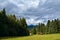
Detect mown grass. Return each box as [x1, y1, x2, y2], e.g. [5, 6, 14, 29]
[1, 34, 60, 40]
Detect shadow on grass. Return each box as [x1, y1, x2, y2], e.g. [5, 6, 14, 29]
[56, 39, 60, 40]
[0, 35, 30, 40]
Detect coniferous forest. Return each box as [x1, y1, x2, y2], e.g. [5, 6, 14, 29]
[0, 9, 60, 37]
[0, 9, 29, 37]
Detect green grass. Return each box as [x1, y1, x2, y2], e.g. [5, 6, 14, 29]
[1, 34, 60, 40]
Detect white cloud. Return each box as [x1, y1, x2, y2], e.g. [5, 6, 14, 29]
[40, 0, 47, 5]
[0, 0, 60, 25]
[26, 18, 43, 25]
[8, 0, 40, 11]
[26, 16, 44, 25]
[0, 0, 40, 13]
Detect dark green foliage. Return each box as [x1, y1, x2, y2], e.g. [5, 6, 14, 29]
[20, 18, 27, 29]
[28, 19, 60, 35]
[0, 9, 29, 37]
[32, 27, 37, 34]
[36, 19, 60, 34]
[0, 8, 60, 36]
[37, 23, 45, 34]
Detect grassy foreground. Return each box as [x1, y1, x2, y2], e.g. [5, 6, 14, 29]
[1, 34, 60, 40]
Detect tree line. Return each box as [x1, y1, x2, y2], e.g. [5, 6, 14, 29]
[31, 19, 60, 35]
[0, 9, 60, 37]
[0, 9, 29, 37]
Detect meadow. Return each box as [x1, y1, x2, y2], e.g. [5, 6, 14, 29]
[1, 34, 60, 40]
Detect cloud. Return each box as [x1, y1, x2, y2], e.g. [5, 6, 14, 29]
[0, 0, 60, 25]
[26, 16, 44, 25]
[0, 0, 40, 13]
[0, 0, 8, 8]
[23, 0, 60, 25]
[8, 0, 40, 12]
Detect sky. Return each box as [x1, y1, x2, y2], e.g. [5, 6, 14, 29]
[0, 0, 60, 25]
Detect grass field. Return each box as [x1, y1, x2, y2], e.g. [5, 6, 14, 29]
[1, 34, 60, 40]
